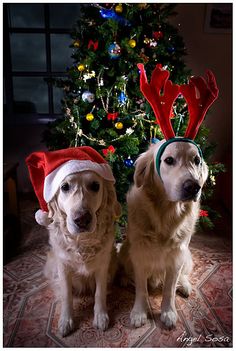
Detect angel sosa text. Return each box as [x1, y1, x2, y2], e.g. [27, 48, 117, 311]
[177, 331, 230, 346]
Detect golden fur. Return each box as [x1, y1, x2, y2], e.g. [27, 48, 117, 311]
[44, 171, 121, 336]
[119, 140, 208, 329]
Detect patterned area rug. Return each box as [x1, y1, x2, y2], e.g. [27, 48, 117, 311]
[3, 199, 232, 347]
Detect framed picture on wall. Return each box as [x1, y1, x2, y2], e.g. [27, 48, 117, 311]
[204, 4, 232, 33]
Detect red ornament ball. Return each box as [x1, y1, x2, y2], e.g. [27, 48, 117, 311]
[153, 31, 164, 40]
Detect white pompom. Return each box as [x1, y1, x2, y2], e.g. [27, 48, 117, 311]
[35, 209, 51, 226]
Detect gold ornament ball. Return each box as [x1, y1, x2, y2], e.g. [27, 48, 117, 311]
[78, 64, 85, 72]
[129, 39, 136, 48]
[115, 4, 123, 13]
[86, 113, 94, 121]
[73, 40, 80, 48]
[115, 122, 123, 129]
[138, 3, 148, 9]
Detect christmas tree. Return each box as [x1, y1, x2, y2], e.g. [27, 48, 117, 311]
[43, 3, 225, 230]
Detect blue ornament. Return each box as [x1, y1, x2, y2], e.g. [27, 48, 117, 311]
[168, 46, 175, 53]
[124, 157, 134, 168]
[100, 9, 116, 19]
[108, 42, 121, 59]
[99, 8, 130, 26]
[118, 92, 127, 104]
[151, 138, 160, 144]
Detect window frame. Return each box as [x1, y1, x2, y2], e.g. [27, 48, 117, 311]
[4, 3, 75, 125]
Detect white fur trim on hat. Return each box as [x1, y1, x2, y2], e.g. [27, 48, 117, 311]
[35, 209, 51, 226]
[43, 159, 115, 203]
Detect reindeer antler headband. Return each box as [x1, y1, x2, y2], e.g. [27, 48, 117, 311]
[137, 63, 219, 177]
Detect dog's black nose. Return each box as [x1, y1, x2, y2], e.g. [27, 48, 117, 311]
[74, 210, 92, 229]
[182, 180, 201, 198]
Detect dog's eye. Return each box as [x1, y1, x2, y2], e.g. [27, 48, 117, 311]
[194, 156, 201, 166]
[89, 181, 100, 192]
[164, 157, 175, 165]
[61, 183, 70, 192]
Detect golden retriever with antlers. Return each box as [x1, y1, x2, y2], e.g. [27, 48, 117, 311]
[119, 63, 218, 329]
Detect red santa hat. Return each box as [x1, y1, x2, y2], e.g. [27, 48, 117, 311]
[26, 146, 115, 226]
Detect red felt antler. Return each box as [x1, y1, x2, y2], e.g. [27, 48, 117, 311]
[138, 63, 180, 140]
[181, 70, 219, 140]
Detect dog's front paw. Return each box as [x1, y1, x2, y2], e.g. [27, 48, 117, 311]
[58, 316, 75, 337]
[130, 309, 147, 328]
[177, 275, 192, 298]
[93, 311, 109, 331]
[177, 280, 192, 298]
[161, 309, 178, 329]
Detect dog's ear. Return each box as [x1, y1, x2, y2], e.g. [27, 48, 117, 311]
[102, 181, 122, 219]
[108, 183, 122, 218]
[134, 151, 154, 188]
[47, 197, 62, 222]
[201, 160, 209, 184]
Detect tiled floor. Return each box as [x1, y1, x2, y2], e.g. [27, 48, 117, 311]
[3, 199, 232, 347]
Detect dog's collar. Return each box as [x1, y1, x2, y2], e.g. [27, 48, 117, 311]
[155, 137, 203, 179]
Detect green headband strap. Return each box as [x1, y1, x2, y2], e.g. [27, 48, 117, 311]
[155, 137, 203, 179]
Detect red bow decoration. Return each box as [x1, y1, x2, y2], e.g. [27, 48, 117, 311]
[138, 63, 219, 140]
[199, 209, 209, 217]
[88, 40, 98, 51]
[107, 112, 119, 121]
[102, 145, 116, 156]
